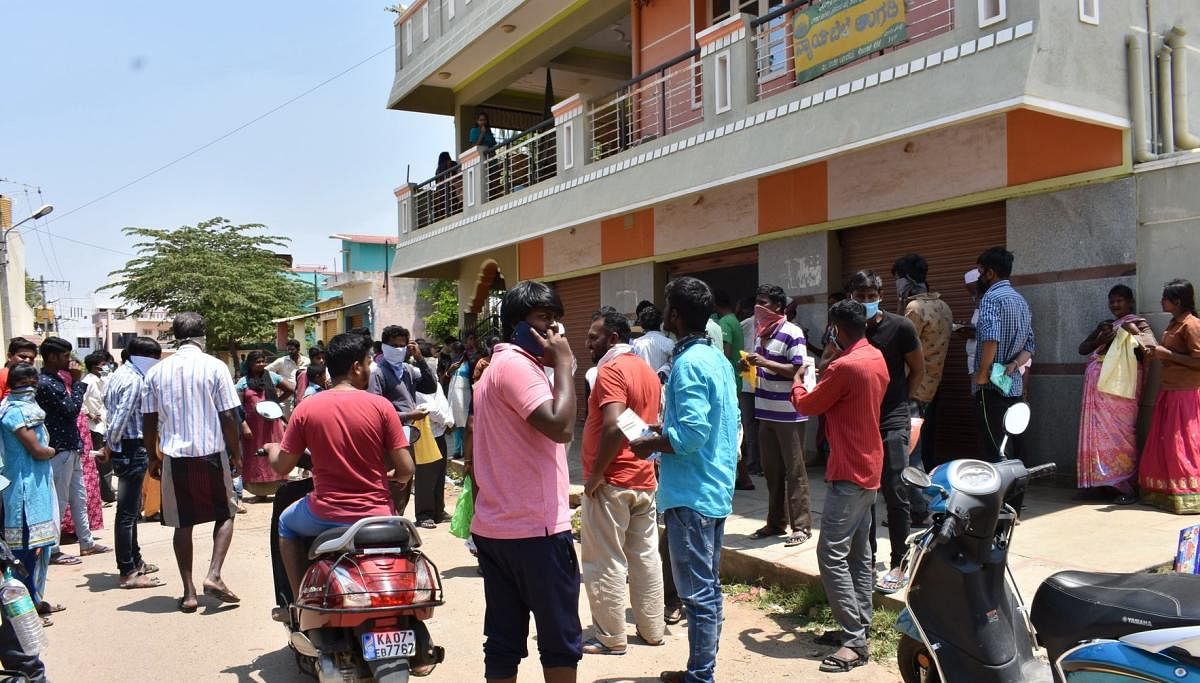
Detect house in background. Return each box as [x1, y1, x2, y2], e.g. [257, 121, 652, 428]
[0, 196, 36, 341]
[92, 292, 171, 351]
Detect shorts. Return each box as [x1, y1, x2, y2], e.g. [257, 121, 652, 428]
[278, 496, 350, 540]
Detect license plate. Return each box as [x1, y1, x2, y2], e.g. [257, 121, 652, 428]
[361, 629, 416, 661]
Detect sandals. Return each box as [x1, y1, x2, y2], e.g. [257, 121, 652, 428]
[748, 526, 785, 540]
[582, 638, 626, 655]
[636, 630, 665, 646]
[177, 597, 199, 614]
[79, 543, 112, 556]
[664, 604, 685, 625]
[418, 519, 437, 529]
[137, 562, 160, 575]
[876, 567, 909, 594]
[50, 553, 81, 566]
[203, 584, 241, 604]
[819, 646, 869, 673]
[783, 530, 812, 547]
[120, 574, 165, 589]
[37, 602, 66, 616]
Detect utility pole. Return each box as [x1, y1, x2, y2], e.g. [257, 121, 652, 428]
[33, 275, 70, 336]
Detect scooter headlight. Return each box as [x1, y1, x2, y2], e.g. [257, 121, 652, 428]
[947, 459, 1001, 496]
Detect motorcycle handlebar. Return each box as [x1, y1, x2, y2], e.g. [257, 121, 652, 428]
[1026, 463, 1057, 480]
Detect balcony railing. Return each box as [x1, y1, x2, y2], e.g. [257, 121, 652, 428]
[588, 49, 704, 163]
[414, 166, 464, 230]
[752, 0, 954, 101]
[486, 119, 558, 201]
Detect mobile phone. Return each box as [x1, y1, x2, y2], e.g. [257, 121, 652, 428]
[512, 321, 547, 357]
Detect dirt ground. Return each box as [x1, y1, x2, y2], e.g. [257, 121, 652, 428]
[39, 495, 899, 682]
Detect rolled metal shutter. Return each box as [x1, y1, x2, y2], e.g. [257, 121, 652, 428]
[839, 202, 1007, 458]
[551, 274, 602, 425]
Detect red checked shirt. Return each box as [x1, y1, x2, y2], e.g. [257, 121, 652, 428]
[790, 338, 889, 490]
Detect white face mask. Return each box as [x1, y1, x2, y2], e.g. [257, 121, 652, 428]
[381, 343, 408, 366]
[129, 355, 159, 376]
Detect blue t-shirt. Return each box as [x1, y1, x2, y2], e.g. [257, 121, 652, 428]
[658, 338, 739, 519]
[1, 402, 57, 549]
[235, 371, 283, 392]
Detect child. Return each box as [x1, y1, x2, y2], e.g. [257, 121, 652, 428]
[0, 364, 59, 617]
[303, 364, 329, 397]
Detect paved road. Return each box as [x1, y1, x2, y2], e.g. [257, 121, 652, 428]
[40, 495, 897, 682]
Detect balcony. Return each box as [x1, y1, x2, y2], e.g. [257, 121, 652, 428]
[390, 0, 1133, 277]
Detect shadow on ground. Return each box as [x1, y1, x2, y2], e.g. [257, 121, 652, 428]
[220, 646, 298, 683]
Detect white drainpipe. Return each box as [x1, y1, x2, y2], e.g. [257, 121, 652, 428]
[1128, 35, 1157, 162]
[1158, 44, 1175, 155]
[1167, 26, 1200, 150]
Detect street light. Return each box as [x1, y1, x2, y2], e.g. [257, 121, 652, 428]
[1, 203, 55, 341]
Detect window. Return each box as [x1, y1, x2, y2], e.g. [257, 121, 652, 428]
[1078, 0, 1099, 25]
[466, 166, 476, 206]
[401, 199, 411, 233]
[563, 122, 575, 170]
[113, 332, 136, 349]
[405, 21, 413, 56]
[715, 51, 732, 113]
[710, 0, 782, 24]
[978, 0, 1006, 28]
[446, 0, 455, 20]
[76, 337, 92, 349]
[421, 4, 430, 41]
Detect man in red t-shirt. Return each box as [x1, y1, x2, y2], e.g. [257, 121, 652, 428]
[0, 338, 39, 399]
[580, 308, 664, 656]
[266, 332, 415, 600]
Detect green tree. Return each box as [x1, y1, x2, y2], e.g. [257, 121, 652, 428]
[420, 279, 460, 341]
[24, 274, 40, 309]
[105, 217, 309, 359]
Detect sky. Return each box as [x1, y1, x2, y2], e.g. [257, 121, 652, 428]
[2, 2, 454, 305]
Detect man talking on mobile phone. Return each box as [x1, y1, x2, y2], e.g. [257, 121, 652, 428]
[369, 325, 436, 515]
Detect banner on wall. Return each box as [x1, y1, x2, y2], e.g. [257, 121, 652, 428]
[793, 0, 907, 84]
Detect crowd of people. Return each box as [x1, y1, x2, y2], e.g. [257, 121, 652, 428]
[0, 242, 1196, 681]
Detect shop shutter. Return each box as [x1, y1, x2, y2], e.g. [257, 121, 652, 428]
[551, 274, 602, 425]
[839, 202, 1007, 458]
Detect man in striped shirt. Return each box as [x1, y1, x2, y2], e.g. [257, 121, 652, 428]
[102, 336, 164, 589]
[741, 284, 813, 547]
[143, 313, 243, 612]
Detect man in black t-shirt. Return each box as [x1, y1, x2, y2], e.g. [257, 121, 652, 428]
[847, 271, 924, 595]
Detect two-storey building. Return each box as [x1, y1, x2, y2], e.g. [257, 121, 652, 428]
[385, 0, 1200, 473]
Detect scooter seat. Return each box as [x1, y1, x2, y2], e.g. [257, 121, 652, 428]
[308, 516, 420, 559]
[1031, 570, 1200, 662]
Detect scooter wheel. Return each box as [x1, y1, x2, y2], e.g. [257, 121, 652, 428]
[898, 635, 941, 683]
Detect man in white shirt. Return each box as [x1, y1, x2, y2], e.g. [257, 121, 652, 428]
[631, 303, 674, 377]
[266, 339, 309, 417]
[82, 351, 116, 504]
[143, 312, 243, 613]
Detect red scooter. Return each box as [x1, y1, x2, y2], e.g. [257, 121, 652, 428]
[269, 457, 445, 682]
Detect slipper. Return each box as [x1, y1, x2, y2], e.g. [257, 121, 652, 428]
[137, 562, 160, 575]
[748, 526, 785, 540]
[79, 543, 112, 556]
[582, 638, 626, 655]
[636, 630, 665, 646]
[37, 602, 66, 615]
[813, 630, 847, 647]
[819, 647, 869, 673]
[177, 597, 199, 613]
[203, 584, 241, 604]
[783, 531, 811, 547]
[418, 519, 437, 529]
[41, 617, 53, 628]
[120, 574, 165, 589]
[50, 553, 82, 566]
[876, 568, 909, 594]
[664, 604, 685, 625]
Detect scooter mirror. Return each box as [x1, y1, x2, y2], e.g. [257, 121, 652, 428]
[1003, 402, 1031, 436]
[901, 466, 932, 489]
[403, 425, 422, 445]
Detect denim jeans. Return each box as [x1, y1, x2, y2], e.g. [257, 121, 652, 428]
[665, 506, 725, 683]
[113, 440, 149, 576]
[50, 450, 93, 552]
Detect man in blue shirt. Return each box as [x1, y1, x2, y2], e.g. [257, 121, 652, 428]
[632, 277, 738, 683]
[970, 247, 1035, 462]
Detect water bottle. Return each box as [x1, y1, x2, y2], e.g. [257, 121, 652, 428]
[2, 569, 47, 655]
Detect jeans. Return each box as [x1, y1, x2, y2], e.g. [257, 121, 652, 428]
[659, 519, 681, 611]
[113, 440, 149, 576]
[91, 431, 116, 503]
[758, 421, 812, 533]
[581, 484, 663, 649]
[50, 450, 93, 552]
[869, 422, 911, 570]
[665, 506, 725, 683]
[818, 481, 876, 650]
[909, 402, 932, 521]
[739, 392, 760, 474]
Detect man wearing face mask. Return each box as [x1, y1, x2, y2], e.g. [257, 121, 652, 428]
[970, 247, 1035, 462]
[844, 271, 924, 595]
[368, 325, 436, 516]
[102, 336, 165, 589]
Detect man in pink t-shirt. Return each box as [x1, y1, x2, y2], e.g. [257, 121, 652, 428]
[470, 280, 581, 682]
[266, 332, 414, 601]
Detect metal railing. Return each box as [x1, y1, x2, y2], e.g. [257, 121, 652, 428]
[752, 0, 955, 101]
[413, 166, 464, 229]
[588, 49, 704, 163]
[486, 119, 557, 201]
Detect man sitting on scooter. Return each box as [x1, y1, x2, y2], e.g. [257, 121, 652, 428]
[264, 332, 416, 604]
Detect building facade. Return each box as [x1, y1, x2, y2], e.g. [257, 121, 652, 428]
[0, 195, 37, 341]
[386, 0, 1200, 475]
[92, 294, 172, 352]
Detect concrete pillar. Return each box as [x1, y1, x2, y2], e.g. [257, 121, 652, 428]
[552, 94, 587, 183]
[600, 262, 668, 321]
[394, 183, 417, 236]
[457, 146, 487, 209]
[697, 14, 756, 126]
[757, 231, 839, 338]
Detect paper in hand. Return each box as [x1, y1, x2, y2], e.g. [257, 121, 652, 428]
[616, 408, 650, 442]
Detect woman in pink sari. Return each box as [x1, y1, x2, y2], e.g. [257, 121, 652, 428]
[1076, 285, 1156, 504]
[236, 351, 294, 500]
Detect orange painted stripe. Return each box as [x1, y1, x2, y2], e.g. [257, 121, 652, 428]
[757, 162, 828, 234]
[601, 210, 655, 265]
[518, 238, 544, 280]
[1006, 109, 1124, 186]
